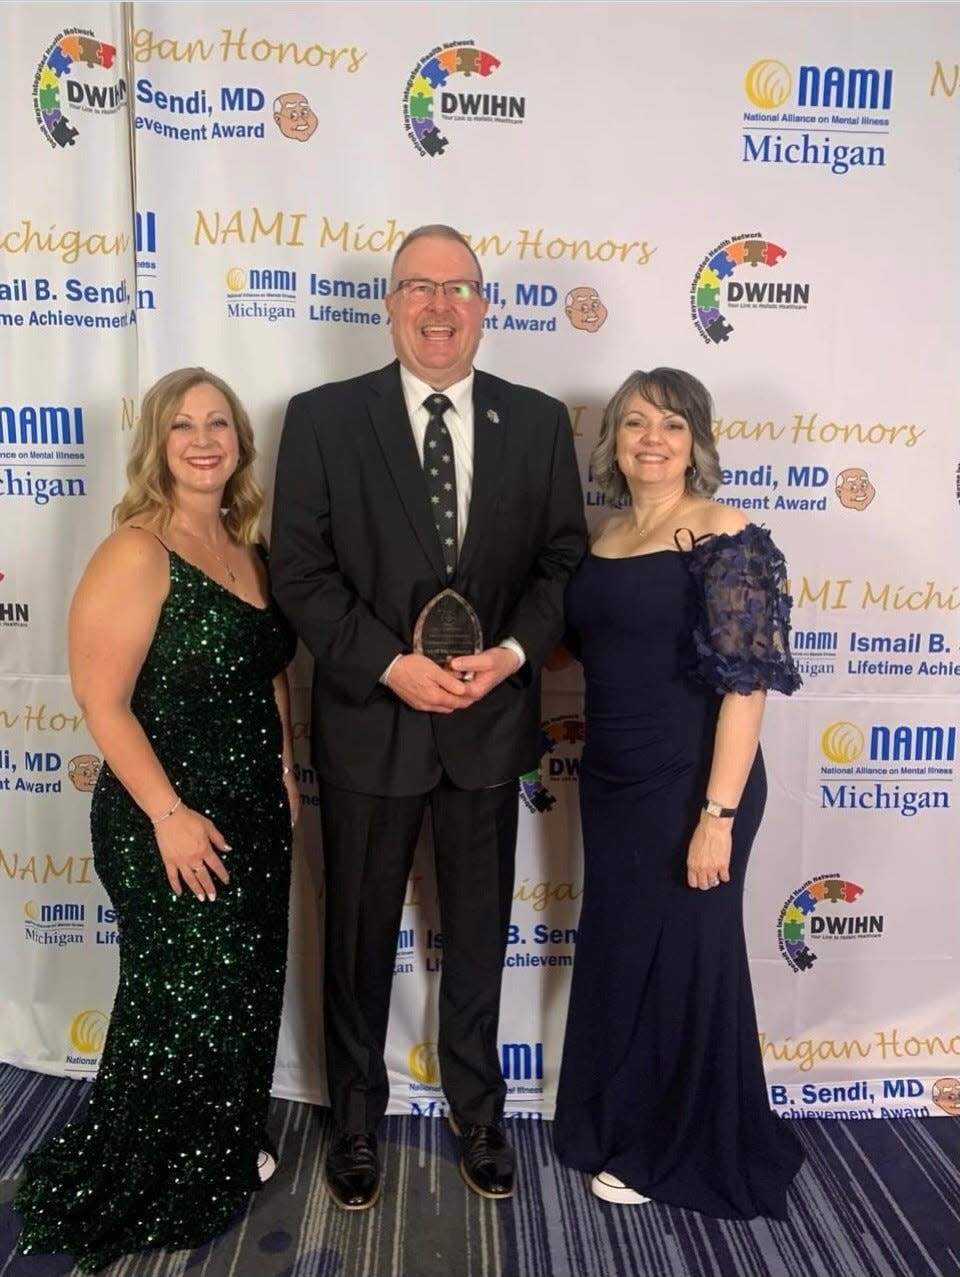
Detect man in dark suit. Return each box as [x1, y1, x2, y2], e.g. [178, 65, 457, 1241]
[271, 225, 586, 1210]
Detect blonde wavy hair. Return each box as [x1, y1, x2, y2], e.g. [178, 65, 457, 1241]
[112, 367, 263, 544]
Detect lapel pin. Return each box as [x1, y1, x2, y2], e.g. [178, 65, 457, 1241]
[486, 409, 499, 424]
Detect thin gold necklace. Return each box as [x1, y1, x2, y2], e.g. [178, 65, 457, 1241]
[177, 523, 237, 584]
[633, 491, 686, 541]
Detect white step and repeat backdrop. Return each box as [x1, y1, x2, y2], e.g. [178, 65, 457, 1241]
[1, 2, 958, 1124]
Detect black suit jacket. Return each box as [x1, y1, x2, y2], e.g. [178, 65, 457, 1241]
[270, 360, 587, 796]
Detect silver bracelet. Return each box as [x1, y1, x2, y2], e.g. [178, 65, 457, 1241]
[151, 796, 182, 826]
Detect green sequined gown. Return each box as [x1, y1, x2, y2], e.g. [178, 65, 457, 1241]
[15, 551, 297, 1274]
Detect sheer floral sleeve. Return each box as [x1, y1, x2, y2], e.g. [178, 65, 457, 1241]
[681, 524, 802, 696]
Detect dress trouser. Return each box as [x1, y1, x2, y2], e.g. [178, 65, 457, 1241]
[318, 775, 519, 1134]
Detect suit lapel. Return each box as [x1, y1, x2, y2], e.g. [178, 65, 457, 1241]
[367, 362, 447, 581]
[459, 372, 507, 575]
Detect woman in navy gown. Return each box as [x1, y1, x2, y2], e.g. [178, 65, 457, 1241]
[553, 368, 804, 1219]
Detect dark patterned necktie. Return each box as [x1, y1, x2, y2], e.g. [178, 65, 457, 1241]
[422, 393, 457, 576]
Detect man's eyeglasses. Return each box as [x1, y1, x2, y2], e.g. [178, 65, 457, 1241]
[393, 278, 482, 302]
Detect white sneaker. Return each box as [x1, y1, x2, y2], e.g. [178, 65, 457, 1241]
[257, 1150, 277, 1183]
[590, 1171, 651, 1205]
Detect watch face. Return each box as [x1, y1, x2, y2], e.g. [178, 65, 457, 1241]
[705, 800, 734, 817]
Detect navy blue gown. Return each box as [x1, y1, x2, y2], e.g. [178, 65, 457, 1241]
[553, 525, 804, 1220]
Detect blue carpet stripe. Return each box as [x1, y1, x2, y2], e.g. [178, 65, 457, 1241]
[0, 1066, 958, 1277]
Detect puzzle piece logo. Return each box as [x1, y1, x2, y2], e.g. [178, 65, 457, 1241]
[33, 29, 126, 150]
[402, 43, 522, 158]
[689, 233, 807, 346]
[777, 874, 873, 973]
[519, 714, 585, 815]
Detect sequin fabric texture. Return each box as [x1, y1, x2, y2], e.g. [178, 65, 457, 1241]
[15, 551, 297, 1274]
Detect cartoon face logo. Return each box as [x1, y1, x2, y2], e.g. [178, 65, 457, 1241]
[564, 286, 608, 333]
[68, 753, 101, 793]
[835, 466, 876, 511]
[932, 1077, 960, 1116]
[273, 92, 318, 141]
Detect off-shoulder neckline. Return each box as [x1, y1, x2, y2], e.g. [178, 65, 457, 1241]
[589, 523, 769, 562]
[588, 548, 678, 562]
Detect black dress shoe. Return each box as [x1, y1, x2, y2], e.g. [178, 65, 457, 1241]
[449, 1116, 515, 1199]
[325, 1131, 381, 1210]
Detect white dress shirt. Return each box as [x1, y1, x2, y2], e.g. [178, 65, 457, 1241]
[399, 365, 474, 555]
[379, 367, 525, 682]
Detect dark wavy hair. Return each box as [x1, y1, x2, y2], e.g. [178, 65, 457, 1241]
[590, 368, 722, 503]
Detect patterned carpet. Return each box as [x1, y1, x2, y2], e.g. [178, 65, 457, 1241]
[0, 1065, 958, 1277]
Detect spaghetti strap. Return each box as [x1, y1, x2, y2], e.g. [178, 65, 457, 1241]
[127, 524, 171, 552]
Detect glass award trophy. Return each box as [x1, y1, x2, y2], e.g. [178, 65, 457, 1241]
[413, 588, 483, 679]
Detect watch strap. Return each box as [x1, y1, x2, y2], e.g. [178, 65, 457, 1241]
[703, 798, 738, 818]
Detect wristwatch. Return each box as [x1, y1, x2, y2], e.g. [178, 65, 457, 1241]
[703, 798, 738, 818]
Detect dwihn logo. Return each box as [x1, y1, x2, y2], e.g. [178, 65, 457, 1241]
[402, 43, 525, 157]
[690, 233, 809, 344]
[519, 715, 584, 813]
[34, 30, 126, 149]
[777, 874, 877, 972]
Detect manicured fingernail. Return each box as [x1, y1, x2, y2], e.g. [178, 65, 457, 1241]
[223, 844, 233, 851]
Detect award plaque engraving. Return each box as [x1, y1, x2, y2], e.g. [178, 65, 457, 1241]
[413, 589, 483, 678]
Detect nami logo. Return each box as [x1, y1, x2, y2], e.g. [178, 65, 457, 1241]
[690, 233, 809, 344]
[66, 1007, 109, 1071]
[791, 627, 838, 679]
[135, 210, 159, 314]
[741, 57, 891, 176]
[23, 899, 85, 948]
[519, 714, 585, 814]
[408, 1040, 441, 1085]
[744, 59, 793, 109]
[777, 873, 876, 972]
[818, 719, 954, 815]
[408, 1039, 542, 1086]
[225, 265, 297, 322]
[33, 30, 126, 149]
[821, 719, 956, 773]
[821, 720, 865, 764]
[402, 43, 524, 157]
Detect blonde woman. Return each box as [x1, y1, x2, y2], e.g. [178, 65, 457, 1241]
[16, 368, 297, 1272]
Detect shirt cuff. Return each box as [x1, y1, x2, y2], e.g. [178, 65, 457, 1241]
[380, 653, 404, 685]
[498, 638, 525, 671]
